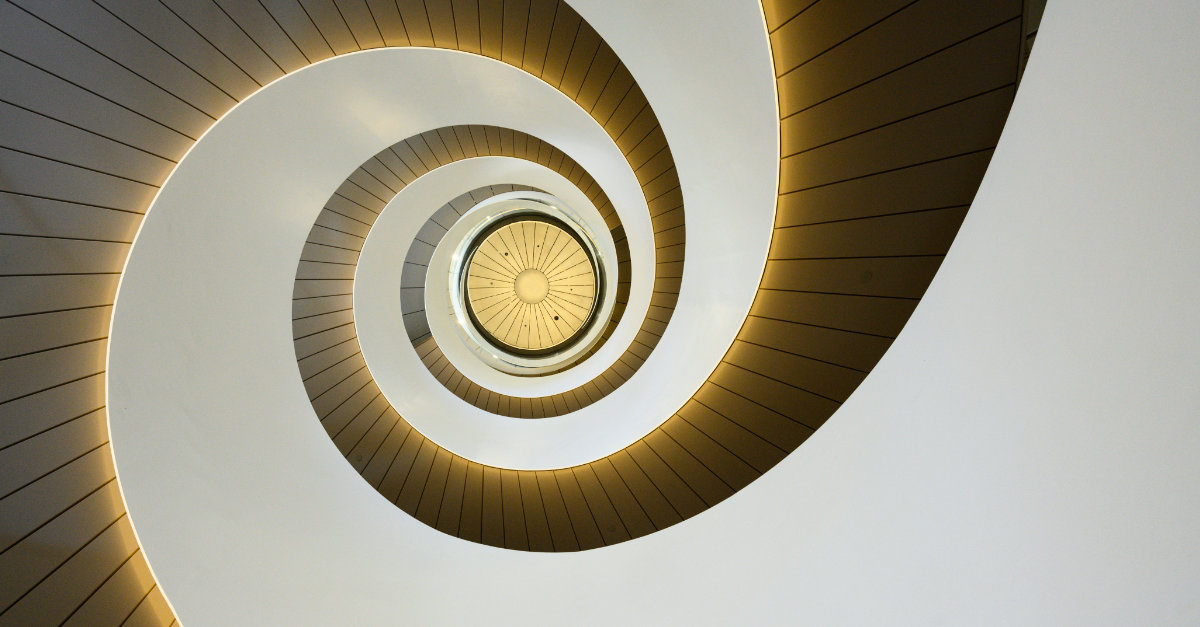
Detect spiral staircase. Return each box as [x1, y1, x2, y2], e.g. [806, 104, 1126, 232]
[4, 1, 1200, 625]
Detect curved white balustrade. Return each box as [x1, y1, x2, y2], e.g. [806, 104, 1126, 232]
[105, 1, 1200, 624]
[107, 2, 779, 621]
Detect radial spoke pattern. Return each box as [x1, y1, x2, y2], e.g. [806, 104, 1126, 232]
[466, 219, 597, 353]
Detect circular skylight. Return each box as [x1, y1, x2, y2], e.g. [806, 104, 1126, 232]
[463, 216, 599, 355]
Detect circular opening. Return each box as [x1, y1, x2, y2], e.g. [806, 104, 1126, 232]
[462, 215, 600, 356]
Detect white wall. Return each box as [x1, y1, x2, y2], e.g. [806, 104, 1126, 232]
[715, 1, 1200, 622]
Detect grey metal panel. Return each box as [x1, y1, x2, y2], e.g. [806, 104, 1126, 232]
[0, 193, 140, 242]
[292, 293, 353, 319]
[0, 373, 105, 450]
[293, 320, 357, 358]
[0, 235, 129, 275]
[738, 316, 894, 373]
[450, 0, 481, 54]
[404, 240, 436, 267]
[324, 193, 379, 225]
[331, 393, 391, 454]
[346, 168, 396, 202]
[691, 383, 812, 451]
[304, 225, 365, 250]
[761, 0, 820, 31]
[372, 148, 417, 183]
[297, 337, 359, 381]
[400, 261, 426, 285]
[724, 340, 863, 402]
[297, 0, 360, 55]
[312, 368, 374, 422]
[320, 381, 381, 435]
[214, 0, 312, 73]
[305, 353, 369, 402]
[292, 277, 353, 300]
[98, 0, 264, 99]
[447, 193, 478, 215]
[313, 210, 372, 239]
[770, 0, 912, 74]
[769, 206, 969, 259]
[11, 0, 238, 117]
[500, 0, 530, 66]
[402, 311, 430, 341]
[0, 101, 174, 185]
[0, 408, 108, 498]
[259, 0, 338, 62]
[782, 21, 1020, 155]
[395, 0, 435, 47]
[300, 240, 359, 265]
[748, 290, 917, 338]
[0, 340, 107, 404]
[359, 157, 405, 192]
[413, 220, 448, 249]
[428, 204, 460, 230]
[0, 306, 111, 360]
[294, 260, 355, 281]
[0, 276, 119, 317]
[0, 148, 158, 213]
[777, 0, 1021, 115]
[0, 516, 139, 626]
[776, 151, 994, 227]
[363, 0, 411, 48]
[62, 549, 155, 626]
[324, 1, 384, 50]
[0, 480, 124, 611]
[0, 53, 193, 159]
[0, 445, 115, 554]
[761, 257, 943, 299]
[293, 308, 355, 340]
[0, 1, 213, 137]
[121, 585, 174, 626]
[400, 287, 425, 312]
[780, 87, 1016, 191]
[606, 450, 680, 530]
[333, 178, 386, 213]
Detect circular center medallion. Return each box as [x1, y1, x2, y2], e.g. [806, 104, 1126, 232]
[514, 269, 550, 303]
[463, 216, 599, 355]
